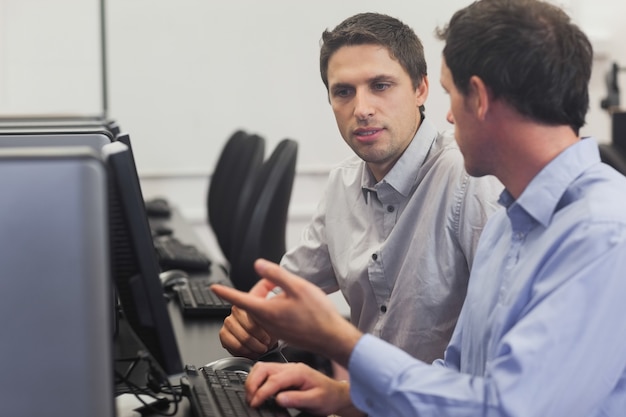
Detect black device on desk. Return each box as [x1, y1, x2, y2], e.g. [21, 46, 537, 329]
[180, 351, 304, 417]
[150, 208, 234, 318]
[154, 235, 213, 272]
[161, 271, 233, 318]
[105, 141, 183, 375]
[180, 279, 232, 317]
[182, 365, 292, 417]
[146, 197, 173, 218]
[104, 141, 202, 416]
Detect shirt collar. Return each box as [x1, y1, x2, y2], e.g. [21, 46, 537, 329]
[361, 116, 439, 198]
[501, 137, 601, 227]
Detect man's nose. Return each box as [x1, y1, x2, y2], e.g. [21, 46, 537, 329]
[446, 109, 455, 124]
[354, 90, 375, 120]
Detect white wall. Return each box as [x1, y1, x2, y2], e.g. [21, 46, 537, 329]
[1, 0, 625, 252]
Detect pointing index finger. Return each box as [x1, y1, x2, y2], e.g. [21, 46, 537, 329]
[253, 259, 299, 296]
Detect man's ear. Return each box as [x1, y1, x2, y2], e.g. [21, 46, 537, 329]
[468, 75, 490, 120]
[415, 75, 429, 108]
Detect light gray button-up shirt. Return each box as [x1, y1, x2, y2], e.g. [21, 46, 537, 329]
[281, 117, 502, 362]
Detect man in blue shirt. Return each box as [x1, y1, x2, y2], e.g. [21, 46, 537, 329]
[212, 0, 626, 416]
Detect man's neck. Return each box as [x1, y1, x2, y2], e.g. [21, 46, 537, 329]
[495, 120, 580, 200]
[368, 117, 422, 182]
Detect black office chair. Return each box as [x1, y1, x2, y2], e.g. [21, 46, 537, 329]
[599, 143, 626, 176]
[207, 130, 265, 261]
[228, 138, 298, 292]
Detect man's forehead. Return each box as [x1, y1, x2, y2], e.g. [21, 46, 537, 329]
[327, 45, 405, 85]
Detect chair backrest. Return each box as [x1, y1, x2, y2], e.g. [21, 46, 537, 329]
[612, 111, 626, 157]
[229, 138, 298, 291]
[599, 143, 626, 176]
[207, 130, 265, 260]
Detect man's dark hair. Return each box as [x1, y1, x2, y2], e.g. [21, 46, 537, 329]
[436, 0, 593, 133]
[320, 13, 428, 111]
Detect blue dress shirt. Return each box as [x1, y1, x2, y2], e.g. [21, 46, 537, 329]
[348, 138, 626, 416]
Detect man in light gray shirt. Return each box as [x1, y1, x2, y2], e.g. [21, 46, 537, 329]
[219, 12, 502, 363]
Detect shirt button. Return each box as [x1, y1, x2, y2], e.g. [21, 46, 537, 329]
[372, 253, 378, 261]
[380, 305, 387, 313]
[387, 205, 394, 213]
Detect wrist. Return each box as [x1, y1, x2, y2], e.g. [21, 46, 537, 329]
[325, 321, 362, 368]
[333, 380, 366, 417]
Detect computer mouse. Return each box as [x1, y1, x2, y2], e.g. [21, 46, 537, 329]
[159, 269, 189, 290]
[204, 357, 255, 373]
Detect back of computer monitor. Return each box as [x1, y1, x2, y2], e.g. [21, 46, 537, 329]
[0, 117, 118, 134]
[103, 141, 183, 377]
[0, 147, 114, 417]
[0, 132, 112, 150]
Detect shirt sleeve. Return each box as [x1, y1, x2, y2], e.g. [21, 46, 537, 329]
[349, 221, 626, 417]
[349, 335, 485, 416]
[280, 187, 339, 293]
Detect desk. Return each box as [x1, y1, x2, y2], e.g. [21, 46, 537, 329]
[153, 208, 233, 366]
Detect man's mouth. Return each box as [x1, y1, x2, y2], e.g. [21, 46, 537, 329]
[354, 128, 383, 142]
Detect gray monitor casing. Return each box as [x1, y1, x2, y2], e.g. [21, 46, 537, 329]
[0, 146, 113, 417]
[0, 129, 112, 150]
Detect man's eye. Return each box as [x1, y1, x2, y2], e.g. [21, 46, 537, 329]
[334, 89, 351, 98]
[373, 83, 390, 91]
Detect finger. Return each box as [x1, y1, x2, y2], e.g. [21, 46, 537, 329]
[253, 259, 303, 297]
[247, 364, 303, 407]
[220, 308, 273, 356]
[275, 376, 348, 415]
[247, 278, 278, 297]
[230, 306, 270, 341]
[245, 362, 273, 399]
[211, 284, 260, 310]
[218, 326, 257, 357]
[275, 389, 319, 410]
[229, 306, 275, 352]
[246, 363, 282, 406]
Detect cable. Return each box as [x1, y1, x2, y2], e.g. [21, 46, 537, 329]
[114, 351, 182, 416]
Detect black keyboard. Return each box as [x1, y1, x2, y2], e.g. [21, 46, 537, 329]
[154, 236, 212, 272]
[183, 365, 291, 417]
[175, 278, 232, 317]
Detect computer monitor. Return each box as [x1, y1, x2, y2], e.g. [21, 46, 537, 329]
[0, 131, 112, 150]
[102, 141, 183, 376]
[0, 146, 114, 417]
[0, 126, 116, 139]
[0, 117, 119, 136]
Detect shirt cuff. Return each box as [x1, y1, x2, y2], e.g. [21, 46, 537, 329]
[348, 334, 424, 415]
